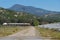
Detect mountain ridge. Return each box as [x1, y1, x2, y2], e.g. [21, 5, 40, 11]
[9, 4, 60, 16]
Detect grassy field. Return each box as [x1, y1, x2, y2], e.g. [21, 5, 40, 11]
[35, 27, 60, 40]
[0, 26, 28, 37]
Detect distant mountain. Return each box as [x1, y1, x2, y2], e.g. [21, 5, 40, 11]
[9, 4, 60, 16]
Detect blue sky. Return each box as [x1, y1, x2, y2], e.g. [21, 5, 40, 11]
[0, 0, 60, 11]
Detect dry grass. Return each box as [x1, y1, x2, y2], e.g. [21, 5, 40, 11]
[35, 27, 60, 40]
[0, 26, 28, 37]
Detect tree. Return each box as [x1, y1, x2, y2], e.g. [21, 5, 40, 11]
[32, 19, 39, 26]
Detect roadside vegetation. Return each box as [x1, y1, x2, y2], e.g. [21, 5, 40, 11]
[35, 27, 60, 40]
[0, 26, 28, 37]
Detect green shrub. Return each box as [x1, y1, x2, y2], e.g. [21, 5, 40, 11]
[32, 19, 39, 26]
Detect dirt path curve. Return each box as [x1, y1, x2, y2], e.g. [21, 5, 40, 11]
[0, 26, 51, 40]
[8, 26, 37, 37]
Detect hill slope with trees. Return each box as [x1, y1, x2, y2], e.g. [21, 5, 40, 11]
[0, 7, 39, 26]
[0, 7, 60, 26]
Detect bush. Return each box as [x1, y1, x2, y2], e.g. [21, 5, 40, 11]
[32, 19, 39, 26]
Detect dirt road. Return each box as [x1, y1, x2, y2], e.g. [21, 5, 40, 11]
[7, 26, 37, 37]
[0, 26, 51, 40]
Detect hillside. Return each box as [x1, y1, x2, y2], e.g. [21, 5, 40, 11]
[0, 7, 37, 25]
[9, 4, 60, 16]
[0, 7, 60, 25]
[38, 13, 60, 24]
